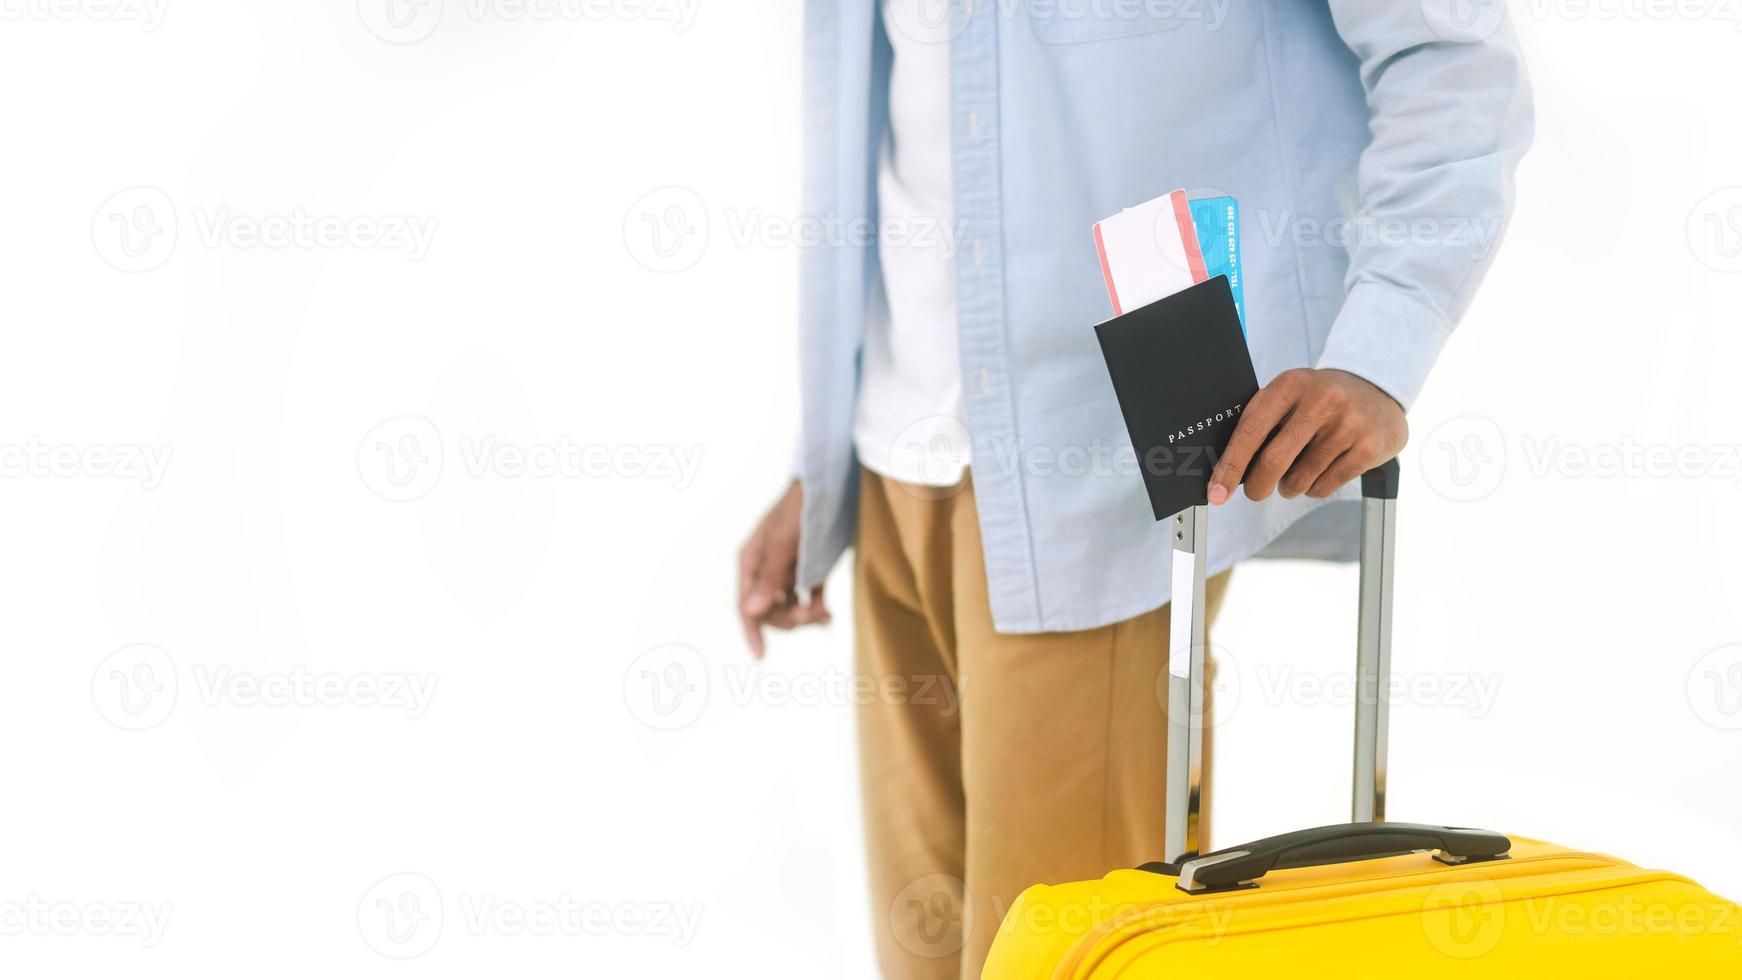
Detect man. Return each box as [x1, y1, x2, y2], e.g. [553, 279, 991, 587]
[739, 3, 1532, 977]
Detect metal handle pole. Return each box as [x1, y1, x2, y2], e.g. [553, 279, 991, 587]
[1351, 492, 1397, 823]
[1165, 504, 1210, 863]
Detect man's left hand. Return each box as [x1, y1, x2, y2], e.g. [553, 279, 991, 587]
[1208, 368, 1408, 504]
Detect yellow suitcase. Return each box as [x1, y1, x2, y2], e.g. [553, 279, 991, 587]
[985, 831, 1742, 977]
[985, 464, 1742, 977]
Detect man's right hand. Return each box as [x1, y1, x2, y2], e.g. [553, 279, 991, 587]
[738, 480, 831, 659]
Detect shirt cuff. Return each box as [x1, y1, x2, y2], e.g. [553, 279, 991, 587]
[1314, 282, 1455, 411]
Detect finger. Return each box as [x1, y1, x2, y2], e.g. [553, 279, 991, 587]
[744, 544, 795, 617]
[1242, 408, 1322, 502]
[738, 540, 760, 604]
[792, 586, 831, 626]
[737, 539, 764, 656]
[774, 586, 832, 629]
[1208, 383, 1296, 504]
[748, 588, 804, 653]
[1307, 444, 1373, 499]
[740, 604, 766, 659]
[780, 590, 819, 627]
[1279, 428, 1351, 499]
[764, 596, 808, 631]
[741, 543, 793, 657]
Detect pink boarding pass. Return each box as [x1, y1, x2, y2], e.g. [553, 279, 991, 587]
[1092, 188, 1208, 316]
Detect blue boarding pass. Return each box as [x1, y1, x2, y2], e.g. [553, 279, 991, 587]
[1188, 196, 1245, 337]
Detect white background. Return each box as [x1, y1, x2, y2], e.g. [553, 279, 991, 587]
[3, 2, 1742, 976]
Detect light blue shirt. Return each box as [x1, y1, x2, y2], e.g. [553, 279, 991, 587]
[795, 1, 1534, 634]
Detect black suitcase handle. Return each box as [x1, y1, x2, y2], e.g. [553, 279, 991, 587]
[1360, 458, 1401, 500]
[1157, 822, 1511, 894]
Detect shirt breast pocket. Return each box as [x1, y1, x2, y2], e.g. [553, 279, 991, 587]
[1024, 0, 1212, 45]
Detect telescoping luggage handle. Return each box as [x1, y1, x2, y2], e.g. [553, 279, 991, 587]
[1163, 459, 1402, 866]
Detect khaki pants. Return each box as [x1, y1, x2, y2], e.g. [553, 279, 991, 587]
[854, 469, 1229, 980]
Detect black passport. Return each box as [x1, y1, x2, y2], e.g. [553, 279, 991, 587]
[1093, 275, 1259, 521]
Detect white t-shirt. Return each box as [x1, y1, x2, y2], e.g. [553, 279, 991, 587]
[850, 1, 970, 487]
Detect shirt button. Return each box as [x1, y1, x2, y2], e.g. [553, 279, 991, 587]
[979, 368, 992, 395]
[972, 239, 984, 266]
[968, 113, 980, 139]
